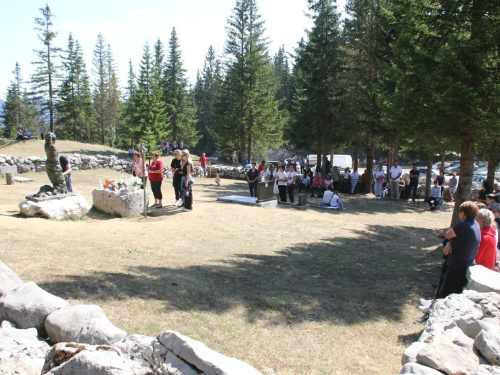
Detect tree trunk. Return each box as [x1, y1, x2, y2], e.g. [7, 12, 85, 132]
[393, 137, 399, 163]
[353, 144, 359, 170]
[487, 151, 497, 190]
[365, 139, 375, 194]
[387, 140, 393, 176]
[425, 156, 433, 199]
[452, 135, 475, 226]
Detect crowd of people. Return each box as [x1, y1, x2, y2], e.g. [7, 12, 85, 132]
[132, 148, 195, 212]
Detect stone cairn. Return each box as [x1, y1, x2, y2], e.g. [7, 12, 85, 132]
[0, 260, 262, 375]
[400, 265, 500, 374]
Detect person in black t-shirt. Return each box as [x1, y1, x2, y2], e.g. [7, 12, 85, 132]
[170, 149, 183, 202]
[59, 155, 73, 192]
[436, 170, 445, 200]
[247, 162, 259, 197]
[407, 163, 420, 201]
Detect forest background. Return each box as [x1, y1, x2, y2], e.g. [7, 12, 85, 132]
[1, 0, 500, 225]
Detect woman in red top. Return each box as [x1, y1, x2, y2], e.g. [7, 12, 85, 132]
[148, 152, 164, 208]
[475, 209, 497, 270]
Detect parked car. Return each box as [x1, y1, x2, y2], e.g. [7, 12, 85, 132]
[432, 161, 451, 170]
[473, 167, 500, 180]
[445, 162, 478, 175]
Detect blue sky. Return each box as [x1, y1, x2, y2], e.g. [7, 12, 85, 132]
[0, 0, 346, 99]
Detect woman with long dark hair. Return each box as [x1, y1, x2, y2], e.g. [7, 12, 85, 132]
[170, 149, 182, 204]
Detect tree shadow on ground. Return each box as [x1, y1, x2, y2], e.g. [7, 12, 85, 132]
[39, 225, 441, 326]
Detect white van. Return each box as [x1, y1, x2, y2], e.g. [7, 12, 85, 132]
[307, 154, 352, 169]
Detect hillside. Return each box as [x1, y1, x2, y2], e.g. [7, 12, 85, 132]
[0, 138, 129, 159]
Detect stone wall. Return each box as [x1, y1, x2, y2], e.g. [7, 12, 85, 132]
[0, 260, 262, 375]
[400, 265, 500, 374]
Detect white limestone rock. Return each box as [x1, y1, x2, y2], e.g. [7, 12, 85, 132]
[113, 334, 155, 375]
[426, 294, 483, 328]
[42, 342, 131, 375]
[0, 281, 69, 335]
[476, 365, 500, 374]
[402, 341, 428, 365]
[45, 305, 127, 345]
[0, 321, 50, 375]
[0, 260, 23, 297]
[92, 189, 148, 217]
[416, 327, 479, 375]
[157, 330, 262, 375]
[19, 194, 90, 220]
[475, 324, 500, 366]
[468, 265, 500, 294]
[400, 362, 445, 374]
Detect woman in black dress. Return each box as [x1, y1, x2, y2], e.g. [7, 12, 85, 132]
[171, 149, 182, 205]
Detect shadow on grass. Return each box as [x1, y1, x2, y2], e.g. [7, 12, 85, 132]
[39, 225, 441, 326]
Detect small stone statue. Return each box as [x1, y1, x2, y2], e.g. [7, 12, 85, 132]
[43, 132, 67, 195]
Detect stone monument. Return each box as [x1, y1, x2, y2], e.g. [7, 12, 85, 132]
[18, 132, 90, 219]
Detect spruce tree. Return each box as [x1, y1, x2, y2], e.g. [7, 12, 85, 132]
[1, 63, 22, 138]
[163, 28, 199, 148]
[57, 34, 93, 141]
[92, 33, 108, 144]
[193, 45, 221, 155]
[105, 45, 122, 148]
[214, 0, 283, 162]
[129, 42, 169, 157]
[289, 0, 345, 173]
[31, 4, 61, 132]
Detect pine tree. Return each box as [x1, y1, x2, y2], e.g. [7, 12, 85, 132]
[121, 59, 138, 148]
[57, 34, 93, 141]
[153, 39, 166, 88]
[289, 0, 345, 173]
[105, 45, 122, 148]
[163, 28, 199, 148]
[1, 63, 22, 138]
[31, 4, 61, 132]
[92, 33, 108, 144]
[214, 0, 283, 162]
[193, 45, 221, 155]
[129, 42, 169, 157]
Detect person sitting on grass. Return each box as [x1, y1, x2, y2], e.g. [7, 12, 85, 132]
[426, 180, 442, 210]
[321, 186, 334, 207]
[311, 173, 323, 198]
[475, 208, 498, 270]
[320, 187, 346, 210]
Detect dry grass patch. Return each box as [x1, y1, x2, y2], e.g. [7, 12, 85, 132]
[0, 153, 452, 374]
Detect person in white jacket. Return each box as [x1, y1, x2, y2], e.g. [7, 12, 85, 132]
[426, 180, 442, 210]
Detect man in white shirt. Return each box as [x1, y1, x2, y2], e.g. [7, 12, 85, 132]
[287, 164, 297, 203]
[389, 159, 403, 200]
[426, 180, 442, 210]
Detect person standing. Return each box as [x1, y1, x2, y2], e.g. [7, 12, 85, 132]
[148, 152, 164, 208]
[242, 151, 248, 167]
[40, 126, 45, 140]
[179, 140, 184, 149]
[133, 151, 147, 188]
[170, 149, 182, 203]
[374, 165, 385, 199]
[247, 162, 259, 198]
[59, 155, 73, 192]
[177, 150, 194, 212]
[287, 164, 297, 203]
[350, 168, 359, 194]
[277, 165, 288, 203]
[200, 153, 207, 177]
[389, 159, 402, 200]
[407, 163, 420, 201]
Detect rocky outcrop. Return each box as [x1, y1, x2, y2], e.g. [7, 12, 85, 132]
[45, 305, 128, 345]
[400, 265, 500, 374]
[0, 263, 262, 375]
[0, 281, 69, 335]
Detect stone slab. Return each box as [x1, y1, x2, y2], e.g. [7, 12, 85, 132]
[14, 176, 35, 183]
[92, 189, 149, 217]
[19, 194, 90, 220]
[25, 193, 77, 202]
[467, 265, 500, 294]
[217, 195, 277, 208]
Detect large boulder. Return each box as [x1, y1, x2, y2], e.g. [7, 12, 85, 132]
[416, 327, 479, 375]
[0, 260, 23, 297]
[19, 194, 90, 220]
[153, 330, 262, 375]
[468, 265, 500, 294]
[45, 305, 127, 345]
[0, 321, 50, 375]
[42, 342, 131, 375]
[0, 281, 69, 335]
[92, 189, 148, 217]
